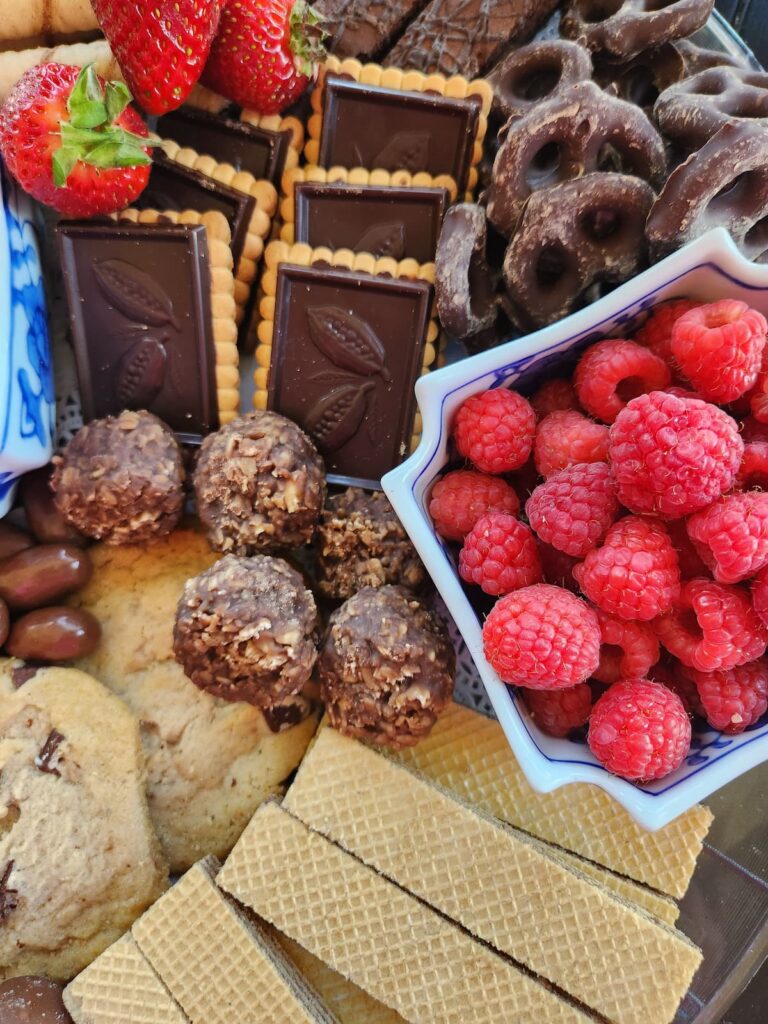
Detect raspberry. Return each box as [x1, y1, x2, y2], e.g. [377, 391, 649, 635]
[482, 583, 600, 690]
[530, 378, 579, 419]
[429, 470, 520, 542]
[750, 363, 768, 423]
[573, 516, 681, 621]
[453, 388, 535, 474]
[526, 462, 619, 558]
[509, 455, 541, 501]
[608, 391, 743, 518]
[649, 656, 704, 716]
[671, 299, 768, 403]
[686, 492, 768, 584]
[593, 608, 660, 684]
[654, 578, 768, 672]
[664, 519, 709, 579]
[537, 541, 580, 592]
[588, 679, 691, 781]
[574, 339, 671, 424]
[459, 512, 542, 596]
[737, 441, 768, 490]
[751, 564, 768, 627]
[534, 410, 609, 478]
[688, 660, 768, 734]
[522, 683, 592, 738]
[741, 415, 768, 442]
[634, 299, 698, 366]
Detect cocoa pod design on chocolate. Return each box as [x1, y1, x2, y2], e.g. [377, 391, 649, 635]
[116, 337, 168, 407]
[373, 131, 430, 173]
[307, 306, 392, 382]
[355, 221, 407, 260]
[93, 259, 181, 330]
[305, 380, 376, 453]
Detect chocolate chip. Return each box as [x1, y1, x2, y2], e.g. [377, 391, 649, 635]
[35, 730, 65, 776]
[11, 664, 41, 689]
[0, 861, 19, 921]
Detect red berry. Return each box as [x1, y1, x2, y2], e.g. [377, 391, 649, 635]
[453, 388, 535, 474]
[429, 470, 519, 543]
[608, 391, 743, 519]
[634, 299, 698, 366]
[530, 378, 579, 419]
[654, 578, 768, 672]
[522, 684, 593, 738]
[534, 410, 609, 478]
[588, 679, 691, 781]
[574, 339, 671, 424]
[750, 361, 768, 423]
[736, 441, 768, 490]
[752, 564, 768, 627]
[689, 660, 768, 734]
[526, 462, 619, 558]
[649, 656, 704, 716]
[741, 414, 768, 442]
[686, 492, 768, 584]
[664, 519, 710, 580]
[537, 541, 580, 592]
[482, 584, 600, 690]
[593, 608, 660, 685]
[573, 516, 681, 621]
[459, 513, 542, 596]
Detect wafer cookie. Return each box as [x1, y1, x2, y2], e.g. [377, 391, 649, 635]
[240, 110, 305, 174]
[0, 0, 98, 46]
[133, 857, 339, 1024]
[64, 934, 188, 1024]
[219, 801, 593, 1024]
[392, 702, 712, 899]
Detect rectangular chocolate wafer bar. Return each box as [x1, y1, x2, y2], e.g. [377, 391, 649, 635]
[314, 0, 430, 62]
[218, 801, 593, 1024]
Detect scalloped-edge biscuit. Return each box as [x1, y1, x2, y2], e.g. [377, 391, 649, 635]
[240, 109, 305, 175]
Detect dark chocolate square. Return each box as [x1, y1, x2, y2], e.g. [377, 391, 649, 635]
[318, 75, 480, 193]
[268, 265, 432, 488]
[294, 183, 447, 262]
[58, 222, 219, 444]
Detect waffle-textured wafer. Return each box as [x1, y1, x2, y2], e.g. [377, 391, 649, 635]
[219, 801, 593, 1024]
[240, 110, 305, 174]
[281, 164, 460, 209]
[114, 208, 239, 423]
[64, 934, 188, 1024]
[133, 857, 338, 1024]
[284, 728, 701, 1024]
[392, 703, 712, 899]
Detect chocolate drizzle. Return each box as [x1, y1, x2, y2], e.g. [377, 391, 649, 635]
[0, 861, 18, 921]
[35, 730, 65, 777]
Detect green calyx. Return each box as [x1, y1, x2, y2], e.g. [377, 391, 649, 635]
[289, 1, 328, 78]
[52, 64, 160, 188]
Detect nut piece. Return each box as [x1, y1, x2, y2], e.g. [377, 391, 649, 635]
[317, 488, 426, 600]
[50, 410, 185, 545]
[194, 411, 326, 554]
[173, 554, 318, 708]
[319, 585, 455, 749]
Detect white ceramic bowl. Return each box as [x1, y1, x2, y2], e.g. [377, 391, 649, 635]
[384, 227, 768, 831]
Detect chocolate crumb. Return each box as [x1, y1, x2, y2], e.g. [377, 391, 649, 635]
[11, 664, 41, 689]
[0, 861, 18, 921]
[35, 730, 65, 776]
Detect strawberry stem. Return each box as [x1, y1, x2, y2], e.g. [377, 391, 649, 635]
[289, 1, 327, 78]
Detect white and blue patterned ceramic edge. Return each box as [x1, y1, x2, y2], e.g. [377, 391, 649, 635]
[0, 158, 54, 517]
[384, 227, 768, 831]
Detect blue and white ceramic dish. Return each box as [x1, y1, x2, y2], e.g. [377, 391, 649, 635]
[384, 228, 768, 831]
[0, 158, 54, 517]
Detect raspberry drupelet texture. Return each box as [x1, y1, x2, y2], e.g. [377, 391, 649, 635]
[522, 683, 593, 738]
[537, 541, 580, 592]
[689, 659, 768, 734]
[686, 491, 768, 584]
[534, 410, 610, 478]
[526, 462, 619, 558]
[453, 388, 535, 474]
[530, 378, 579, 419]
[737, 441, 768, 490]
[459, 512, 542, 596]
[650, 656, 704, 716]
[608, 391, 743, 518]
[593, 608, 660, 685]
[634, 299, 698, 367]
[671, 300, 768, 403]
[654, 577, 768, 672]
[429, 469, 519, 542]
[573, 516, 681, 621]
[573, 339, 671, 424]
[588, 679, 691, 781]
[482, 583, 600, 690]
[752, 564, 768, 628]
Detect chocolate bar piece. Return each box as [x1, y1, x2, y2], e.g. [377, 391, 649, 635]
[319, 76, 480, 194]
[294, 183, 447, 261]
[314, 0, 429, 61]
[386, 0, 560, 78]
[157, 108, 292, 186]
[58, 221, 218, 443]
[267, 265, 431, 488]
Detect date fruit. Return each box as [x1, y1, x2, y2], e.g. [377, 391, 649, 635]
[6, 607, 101, 662]
[0, 545, 93, 610]
[0, 522, 34, 561]
[20, 466, 85, 546]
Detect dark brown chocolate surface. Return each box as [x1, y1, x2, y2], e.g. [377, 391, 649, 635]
[318, 75, 480, 194]
[0, 976, 72, 1024]
[294, 183, 447, 261]
[314, 0, 430, 60]
[58, 221, 218, 443]
[157, 108, 292, 186]
[267, 265, 431, 489]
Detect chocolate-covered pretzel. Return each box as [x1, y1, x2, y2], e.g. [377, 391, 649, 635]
[674, 38, 750, 77]
[486, 80, 666, 237]
[646, 121, 768, 262]
[594, 43, 685, 112]
[503, 173, 654, 329]
[489, 40, 592, 124]
[435, 204, 498, 339]
[561, 0, 714, 60]
[655, 66, 768, 151]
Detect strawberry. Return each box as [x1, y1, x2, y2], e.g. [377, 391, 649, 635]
[91, 0, 224, 115]
[202, 0, 326, 115]
[0, 64, 155, 218]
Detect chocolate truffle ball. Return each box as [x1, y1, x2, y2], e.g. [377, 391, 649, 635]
[319, 585, 455, 748]
[193, 411, 326, 554]
[173, 554, 318, 708]
[51, 410, 184, 546]
[0, 976, 72, 1023]
[317, 488, 426, 600]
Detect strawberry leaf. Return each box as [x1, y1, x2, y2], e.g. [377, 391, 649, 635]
[51, 147, 79, 188]
[86, 139, 152, 169]
[289, 1, 327, 77]
[68, 64, 108, 129]
[105, 81, 132, 122]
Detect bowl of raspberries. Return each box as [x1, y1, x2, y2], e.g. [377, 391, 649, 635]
[383, 226, 768, 829]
